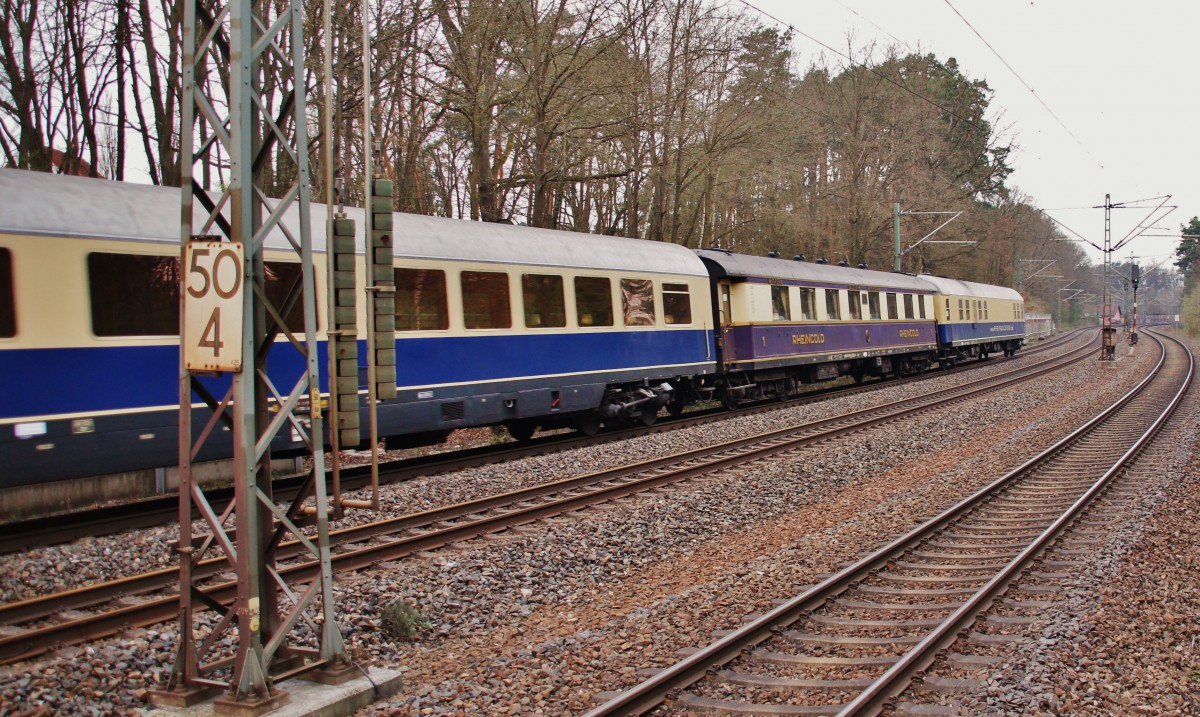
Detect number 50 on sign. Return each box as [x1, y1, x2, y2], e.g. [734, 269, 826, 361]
[183, 240, 245, 372]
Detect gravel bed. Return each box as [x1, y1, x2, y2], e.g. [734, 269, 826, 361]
[6, 331, 1189, 717]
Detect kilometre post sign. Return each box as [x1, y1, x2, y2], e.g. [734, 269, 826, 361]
[183, 239, 245, 372]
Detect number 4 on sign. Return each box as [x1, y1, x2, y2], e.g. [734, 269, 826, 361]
[183, 239, 245, 372]
[199, 308, 223, 356]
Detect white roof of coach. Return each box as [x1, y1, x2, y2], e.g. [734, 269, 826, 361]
[0, 169, 708, 277]
[382, 211, 708, 276]
[917, 274, 1023, 301]
[0, 168, 181, 243]
[696, 249, 936, 292]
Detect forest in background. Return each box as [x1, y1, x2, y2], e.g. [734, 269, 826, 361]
[1, 0, 1188, 326]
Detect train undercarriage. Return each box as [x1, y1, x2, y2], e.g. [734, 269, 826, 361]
[937, 338, 1023, 368]
[716, 350, 939, 407]
[502, 336, 1024, 439]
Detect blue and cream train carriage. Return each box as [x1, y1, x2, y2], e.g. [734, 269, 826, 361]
[380, 213, 717, 441]
[919, 275, 1025, 364]
[0, 169, 1023, 489]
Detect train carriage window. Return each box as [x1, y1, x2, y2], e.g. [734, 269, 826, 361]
[918, 296, 927, 319]
[984, 302, 989, 320]
[88, 252, 181, 336]
[957, 299, 964, 321]
[847, 291, 861, 320]
[262, 262, 311, 331]
[620, 278, 656, 326]
[522, 274, 566, 328]
[886, 293, 898, 320]
[902, 294, 914, 320]
[867, 292, 881, 320]
[770, 285, 790, 321]
[799, 288, 816, 321]
[462, 270, 511, 329]
[824, 289, 842, 320]
[0, 248, 14, 338]
[945, 298, 951, 320]
[395, 268, 448, 330]
[575, 277, 613, 327]
[663, 283, 692, 324]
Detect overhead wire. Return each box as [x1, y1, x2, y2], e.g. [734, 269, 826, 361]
[940, 0, 1104, 171]
[732, 0, 996, 144]
[832, 0, 912, 52]
[728, 0, 1121, 263]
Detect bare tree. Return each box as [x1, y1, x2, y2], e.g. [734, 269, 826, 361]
[0, 0, 54, 170]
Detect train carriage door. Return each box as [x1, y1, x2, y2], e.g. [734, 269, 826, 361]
[719, 280, 732, 326]
[716, 279, 733, 365]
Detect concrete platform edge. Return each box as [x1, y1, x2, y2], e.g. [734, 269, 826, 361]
[140, 666, 403, 717]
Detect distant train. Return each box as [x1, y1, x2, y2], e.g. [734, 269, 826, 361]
[0, 169, 1024, 487]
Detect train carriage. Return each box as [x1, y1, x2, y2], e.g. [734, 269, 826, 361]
[0, 170, 333, 485]
[0, 169, 717, 486]
[697, 250, 939, 403]
[380, 213, 717, 440]
[920, 275, 1024, 364]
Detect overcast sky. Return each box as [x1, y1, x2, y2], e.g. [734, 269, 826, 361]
[747, 0, 1196, 269]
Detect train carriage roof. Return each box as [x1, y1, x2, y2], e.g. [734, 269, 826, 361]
[0, 169, 708, 277]
[0, 168, 181, 244]
[382, 211, 708, 276]
[696, 249, 936, 292]
[916, 274, 1023, 302]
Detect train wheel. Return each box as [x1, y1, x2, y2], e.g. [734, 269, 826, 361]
[640, 408, 659, 426]
[720, 387, 740, 411]
[576, 413, 601, 436]
[507, 421, 537, 442]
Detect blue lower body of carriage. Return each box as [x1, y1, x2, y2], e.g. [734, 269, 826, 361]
[937, 321, 1026, 347]
[387, 330, 713, 429]
[721, 321, 937, 370]
[0, 328, 714, 487]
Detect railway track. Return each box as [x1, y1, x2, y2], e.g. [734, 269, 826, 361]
[0, 330, 1099, 666]
[0, 329, 1090, 554]
[584, 329, 1192, 717]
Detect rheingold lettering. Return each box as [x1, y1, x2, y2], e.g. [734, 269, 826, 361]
[791, 333, 826, 346]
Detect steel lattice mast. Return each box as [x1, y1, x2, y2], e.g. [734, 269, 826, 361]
[151, 0, 350, 710]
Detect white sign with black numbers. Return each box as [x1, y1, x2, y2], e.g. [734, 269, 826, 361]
[183, 239, 245, 372]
